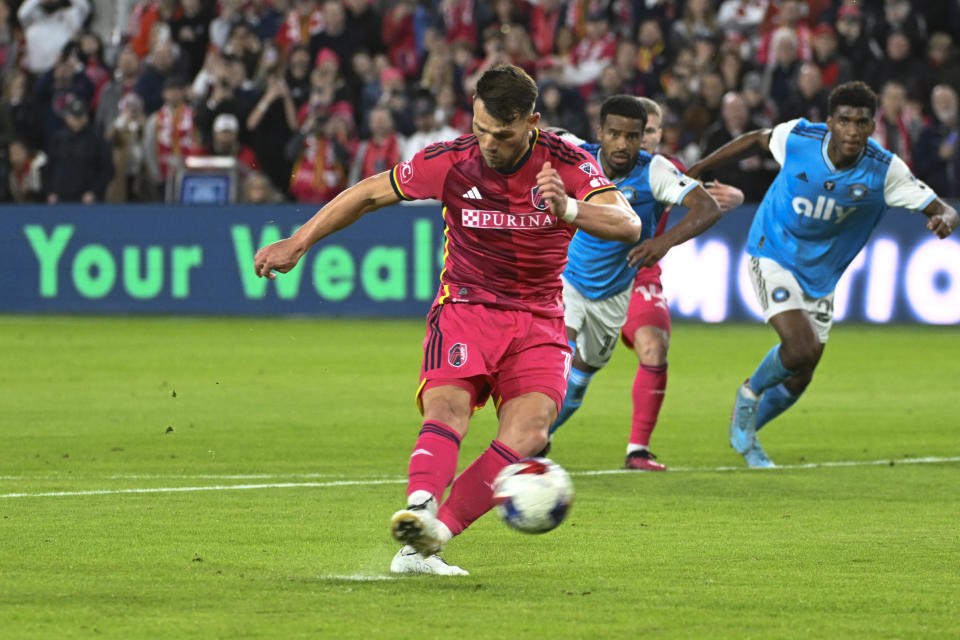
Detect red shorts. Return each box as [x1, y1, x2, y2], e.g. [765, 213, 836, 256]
[417, 304, 572, 414]
[621, 263, 671, 350]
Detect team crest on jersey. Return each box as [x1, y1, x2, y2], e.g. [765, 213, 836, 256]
[824, 180, 836, 191]
[398, 161, 413, 183]
[530, 186, 549, 210]
[848, 183, 868, 199]
[578, 162, 598, 176]
[448, 343, 467, 367]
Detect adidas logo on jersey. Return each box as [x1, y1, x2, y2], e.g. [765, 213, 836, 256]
[796, 172, 808, 182]
[462, 186, 482, 199]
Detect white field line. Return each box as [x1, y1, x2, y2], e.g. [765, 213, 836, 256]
[2, 456, 958, 499]
[318, 574, 397, 581]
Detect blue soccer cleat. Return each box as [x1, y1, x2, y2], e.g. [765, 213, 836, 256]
[743, 440, 775, 468]
[729, 381, 760, 454]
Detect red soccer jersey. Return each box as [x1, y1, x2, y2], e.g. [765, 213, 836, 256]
[389, 129, 617, 317]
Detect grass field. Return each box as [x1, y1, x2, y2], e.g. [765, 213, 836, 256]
[1, 316, 958, 639]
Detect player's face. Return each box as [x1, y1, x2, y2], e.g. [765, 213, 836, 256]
[826, 105, 875, 163]
[472, 97, 539, 171]
[597, 113, 644, 177]
[640, 114, 663, 154]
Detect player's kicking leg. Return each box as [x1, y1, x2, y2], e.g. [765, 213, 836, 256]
[389, 374, 474, 572]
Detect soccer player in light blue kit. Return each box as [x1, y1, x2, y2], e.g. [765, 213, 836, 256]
[686, 81, 959, 468]
[548, 95, 723, 470]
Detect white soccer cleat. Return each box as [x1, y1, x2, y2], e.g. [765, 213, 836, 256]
[389, 498, 443, 557]
[729, 381, 760, 454]
[390, 545, 469, 576]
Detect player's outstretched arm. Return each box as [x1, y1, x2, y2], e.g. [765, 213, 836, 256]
[685, 129, 772, 180]
[627, 184, 722, 267]
[535, 161, 642, 243]
[253, 172, 401, 279]
[923, 197, 959, 239]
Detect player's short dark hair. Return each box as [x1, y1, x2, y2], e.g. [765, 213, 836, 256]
[475, 64, 538, 123]
[827, 81, 878, 117]
[600, 95, 648, 127]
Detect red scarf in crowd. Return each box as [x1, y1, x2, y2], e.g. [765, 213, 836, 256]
[358, 134, 400, 181]
[872, 110, 913, 168]
[289, 136, 346, 203]
[154, 103, 201, 181]
[275, 8, 324, 52]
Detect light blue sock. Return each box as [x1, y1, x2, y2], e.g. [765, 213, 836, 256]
[748, 345, 797, 395]
[756, 383, 801, 432]
[549, 366, 594, 435]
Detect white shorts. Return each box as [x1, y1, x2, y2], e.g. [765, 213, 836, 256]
[748, 256, 834, 344]
[561, 276, 632, 368]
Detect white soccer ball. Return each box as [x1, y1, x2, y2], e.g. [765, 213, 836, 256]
[492, 457, 574, 534]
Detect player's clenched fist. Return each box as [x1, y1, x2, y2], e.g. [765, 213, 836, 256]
[926, 209, 958, 239]
[253, 238, 304, 280]
[535, 161, 570, 218]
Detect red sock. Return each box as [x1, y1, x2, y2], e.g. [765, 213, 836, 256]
[406, 421, 462, 501]
[437, 440, 520, 537]
[629, 364, 667, 447]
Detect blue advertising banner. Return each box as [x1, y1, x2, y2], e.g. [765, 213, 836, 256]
[1, 203, 958, 323]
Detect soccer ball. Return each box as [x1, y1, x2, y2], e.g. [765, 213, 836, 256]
[492, 457, 574, 534]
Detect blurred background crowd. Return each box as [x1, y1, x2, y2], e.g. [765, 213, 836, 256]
[1, 0, 959, 205]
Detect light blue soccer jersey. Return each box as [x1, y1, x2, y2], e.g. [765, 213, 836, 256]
[563, 143, 697, 300]
[749, 118, 936, 297]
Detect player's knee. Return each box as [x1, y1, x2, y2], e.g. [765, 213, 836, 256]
[785, 372, 813, 395]
[525, 428, 550, 457]
[634, 329, 669, 366]
[780, 339, 819, 371]
[636, 339, 668, 365]
[422, 394, 472, 432]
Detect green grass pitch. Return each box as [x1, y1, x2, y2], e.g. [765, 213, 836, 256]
[1, 316, 958, 639]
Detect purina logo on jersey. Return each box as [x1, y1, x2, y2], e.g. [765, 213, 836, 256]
[530, 186, 549, 211]
[448, 343, 467, 367]
[578, 162, 598, 176]
[462, 209, 557, 229]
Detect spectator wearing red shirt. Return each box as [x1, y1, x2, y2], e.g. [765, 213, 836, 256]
[286, 110, 349, 204]
[382, 0, 419, 80]
[528, 0, 564, 58]
[125, 0, 179, 60]
[872, 80, 917, 169]
[756, 0, 812, 66]
[275, 0, 324, 55]
[143, 75, 202, 198]
[810, 23, 852, 90]
[442, 0, 479, 48]
[561, 10, 618, 99]
[348, 105, 403, 184]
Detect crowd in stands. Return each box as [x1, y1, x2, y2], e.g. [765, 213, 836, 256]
[2, 0, 960, 205]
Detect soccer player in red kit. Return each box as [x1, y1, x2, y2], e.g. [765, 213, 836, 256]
[620, 97, 743, 469]
[253, 65, 642, 575]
